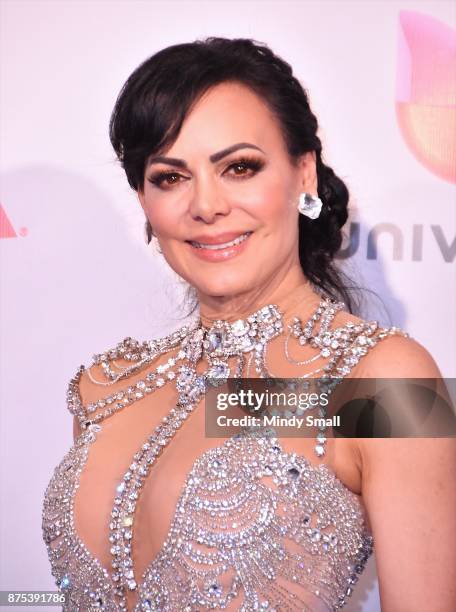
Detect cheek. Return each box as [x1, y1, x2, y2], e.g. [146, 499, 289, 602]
[243, 179, 297, 230]
[143, 196, 182, 238]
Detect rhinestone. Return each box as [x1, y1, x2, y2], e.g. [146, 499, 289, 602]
[287, 466, 300, 479]
[231, 319, 249, 336]
[206, 581, 223, 597]
[310, 528, 321, 542]
[59, 575, 71, 589]
[208, 363, 230, 378]
[207, 330, 224, 351]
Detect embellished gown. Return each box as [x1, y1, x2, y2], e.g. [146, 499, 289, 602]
[42, 295, 408, 611]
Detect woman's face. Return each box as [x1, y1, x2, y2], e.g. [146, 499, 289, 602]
[138, 81, 317, 298]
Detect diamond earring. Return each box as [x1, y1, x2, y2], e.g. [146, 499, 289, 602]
[297, 192, 323, 220]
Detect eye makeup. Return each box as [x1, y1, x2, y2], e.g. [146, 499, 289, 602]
[147, 155, 266, 190]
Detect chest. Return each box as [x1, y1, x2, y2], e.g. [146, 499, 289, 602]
[73, 386, 364, 574]
[44, 387, 371, 612]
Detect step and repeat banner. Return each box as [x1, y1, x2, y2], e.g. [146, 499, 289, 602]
[1, 1, 454, 610]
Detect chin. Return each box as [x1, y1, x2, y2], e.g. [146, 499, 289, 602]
[189, 271, 258, 299]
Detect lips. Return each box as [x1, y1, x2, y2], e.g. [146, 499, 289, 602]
[185, 231, 253, 262]
[188, 232, 253, 250]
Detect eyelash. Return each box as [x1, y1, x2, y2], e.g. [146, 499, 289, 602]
[147, 156, 265, 189]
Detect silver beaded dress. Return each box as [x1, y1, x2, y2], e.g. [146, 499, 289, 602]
[42, 295, 408, 612]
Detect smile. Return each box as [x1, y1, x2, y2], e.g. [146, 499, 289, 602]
[189, 232, 253, 250]
[186, 231, 254, 262]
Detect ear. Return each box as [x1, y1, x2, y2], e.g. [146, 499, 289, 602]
[298, 150, 318, 193]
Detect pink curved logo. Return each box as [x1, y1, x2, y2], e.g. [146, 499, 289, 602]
[396, 11, 456, 183]
[0, 204, 17, 238]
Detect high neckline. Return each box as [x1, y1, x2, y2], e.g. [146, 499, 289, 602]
[198, 281, 333, 330]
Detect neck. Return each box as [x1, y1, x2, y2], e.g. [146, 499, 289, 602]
[198, 268, 325, 328]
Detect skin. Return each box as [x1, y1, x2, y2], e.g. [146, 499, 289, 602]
[77, 82, 456, 610]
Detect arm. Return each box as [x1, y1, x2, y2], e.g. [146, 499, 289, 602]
[356, 336, 456, 611]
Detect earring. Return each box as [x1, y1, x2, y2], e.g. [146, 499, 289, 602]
[297, 192, 323, 220]
[144, 219, 153, 245]
[144, 220, 163, 254]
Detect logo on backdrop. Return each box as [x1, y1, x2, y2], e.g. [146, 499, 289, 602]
[336, 222, 455, 262]
[396, 11, 456, 184]
[0, 204, 27, 239]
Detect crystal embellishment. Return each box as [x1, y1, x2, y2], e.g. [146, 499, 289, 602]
[43, 294, 409, 610]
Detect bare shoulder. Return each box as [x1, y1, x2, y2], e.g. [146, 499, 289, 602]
[358, 332, 442, 378]
[334, 310, 443, 378]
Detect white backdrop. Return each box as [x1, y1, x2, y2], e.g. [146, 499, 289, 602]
[1, 1, 455, 610]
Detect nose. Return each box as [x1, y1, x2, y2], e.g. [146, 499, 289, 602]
[188, 173, 231, 223]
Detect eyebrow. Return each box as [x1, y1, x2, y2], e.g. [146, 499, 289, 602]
[146, 142, 265, 169]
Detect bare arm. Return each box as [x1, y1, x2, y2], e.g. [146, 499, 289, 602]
[356, 337, 456, 611]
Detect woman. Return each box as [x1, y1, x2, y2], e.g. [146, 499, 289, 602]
[42, 37, 455, 611]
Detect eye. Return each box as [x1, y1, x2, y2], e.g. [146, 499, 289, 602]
[147, 171, 185, 189]
[225, 156, 265, 179]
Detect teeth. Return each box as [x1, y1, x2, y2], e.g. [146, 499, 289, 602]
[190, 232, 251, 250]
